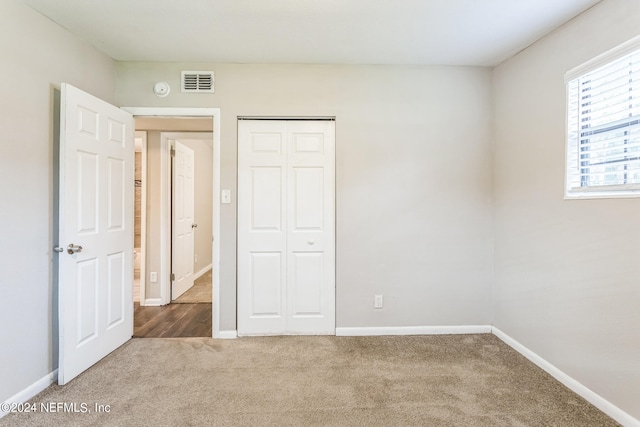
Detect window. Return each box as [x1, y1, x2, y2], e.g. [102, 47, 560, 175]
[566, 37, 640, 198]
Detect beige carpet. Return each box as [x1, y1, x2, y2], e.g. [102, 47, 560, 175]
[173, 269, 212, 303]
[0, 334, 618, 427]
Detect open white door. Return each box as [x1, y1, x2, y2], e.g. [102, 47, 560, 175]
[57, 83, 134, 385]
[171, 140, 196, 300]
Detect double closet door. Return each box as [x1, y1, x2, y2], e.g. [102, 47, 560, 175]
[237, 119, 335, 336]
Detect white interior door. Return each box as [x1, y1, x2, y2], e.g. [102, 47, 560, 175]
[285, 121, 335, 333]
[237, 119, 335, 336]
[238, 121, 288, 334]
[171, 140, 195, 300]
[57, 83, 134, 385]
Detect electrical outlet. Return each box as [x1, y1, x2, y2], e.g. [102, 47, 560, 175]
[374, 294, 383, 309]
[150, 272, 158, 283]
[195, 254, 198, 263]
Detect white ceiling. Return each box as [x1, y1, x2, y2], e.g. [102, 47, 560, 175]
[22, 0, 601, 66]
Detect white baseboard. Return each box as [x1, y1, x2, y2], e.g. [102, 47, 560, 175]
[0, 370, 57, 419]
[216, 330, 237, 339]
[193, 264, 212, 281]
[492, 327, 639, 427]
[142, 298, 163, 306]
[335, 325, 492, 336]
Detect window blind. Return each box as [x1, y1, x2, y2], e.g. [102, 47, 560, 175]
[566, 46, 640, 195]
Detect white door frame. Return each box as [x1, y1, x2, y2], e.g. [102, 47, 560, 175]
[134, 131, 147, 305]
[123, 107, 222, 338]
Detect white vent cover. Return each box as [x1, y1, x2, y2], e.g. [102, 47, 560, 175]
[181, 71, 214, 93]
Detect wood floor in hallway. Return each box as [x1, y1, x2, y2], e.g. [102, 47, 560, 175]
[134, 302, 212, 338]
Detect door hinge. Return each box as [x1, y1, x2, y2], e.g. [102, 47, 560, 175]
[170, 148, 176, 157]
[170, 273, 175, 281]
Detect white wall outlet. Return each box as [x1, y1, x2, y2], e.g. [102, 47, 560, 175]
[374, 294, 383, 309]
[150, 272, 158, 283]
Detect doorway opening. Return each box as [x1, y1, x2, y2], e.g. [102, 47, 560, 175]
[133, 131, 147, 305]
[165, 131, 213, 304]
[123, 108, 222, 338]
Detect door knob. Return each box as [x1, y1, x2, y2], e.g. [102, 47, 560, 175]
[308, 240, 315, 245]
[192, 223, 198, 228]
[67, 244, 83, 255]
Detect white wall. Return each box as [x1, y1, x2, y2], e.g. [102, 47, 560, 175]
[492, 0, 640, 420]
[0, 0, 116, 404]
[184, 137, 214, 277]
[117, 63, 494, 331]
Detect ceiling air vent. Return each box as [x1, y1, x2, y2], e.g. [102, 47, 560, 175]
[181, 71, 214, 93]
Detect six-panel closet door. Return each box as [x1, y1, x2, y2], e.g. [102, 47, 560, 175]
[237, 119, 335, 336]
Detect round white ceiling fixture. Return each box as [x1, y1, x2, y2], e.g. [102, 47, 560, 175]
[153, 81, 170, 97]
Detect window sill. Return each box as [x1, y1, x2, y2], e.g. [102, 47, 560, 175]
[565, 187, 640, 200]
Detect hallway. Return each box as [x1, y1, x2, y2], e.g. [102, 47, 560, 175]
[133, 303, 211, 338]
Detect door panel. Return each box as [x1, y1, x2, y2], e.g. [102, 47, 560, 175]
[252, 132, 283, 153]
[78, 107, 98, 136]
[250, 252, 284, 315]
[238, 119, 335, 336]
[293, 133, 324, 153]
[238, 121, 288, 334]
[108, 119, 126, 146]
[107, 158, 125, 230]
[77, 258, 98, 344]
[251, 167, 283, 230]
[58, 83, 134, 385]
[291, 252, 324, 315]
[77, 152, 99, 233]
[286, 121, 335, 334]
[106, 252, 125, 328]
[292, 167, 324, 230]
[171, 141, 195, 300]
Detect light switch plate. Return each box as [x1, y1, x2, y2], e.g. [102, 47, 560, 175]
[221, 189, 231, 204]
[374, 294, 383, 309]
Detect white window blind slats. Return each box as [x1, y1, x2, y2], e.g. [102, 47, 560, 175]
[579, 119, 640, 138]
[585, 57, 638, 83]
[581, 142, 640, 155]
[580, 141, 640, 159]
[583, 106, 639, 130]
[584, 70, 633, 96]
[580, 81, 638, 114]
[580, 167, 640, 180]
[566, 44, 640, 197]
[583, 87, 638, 111]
